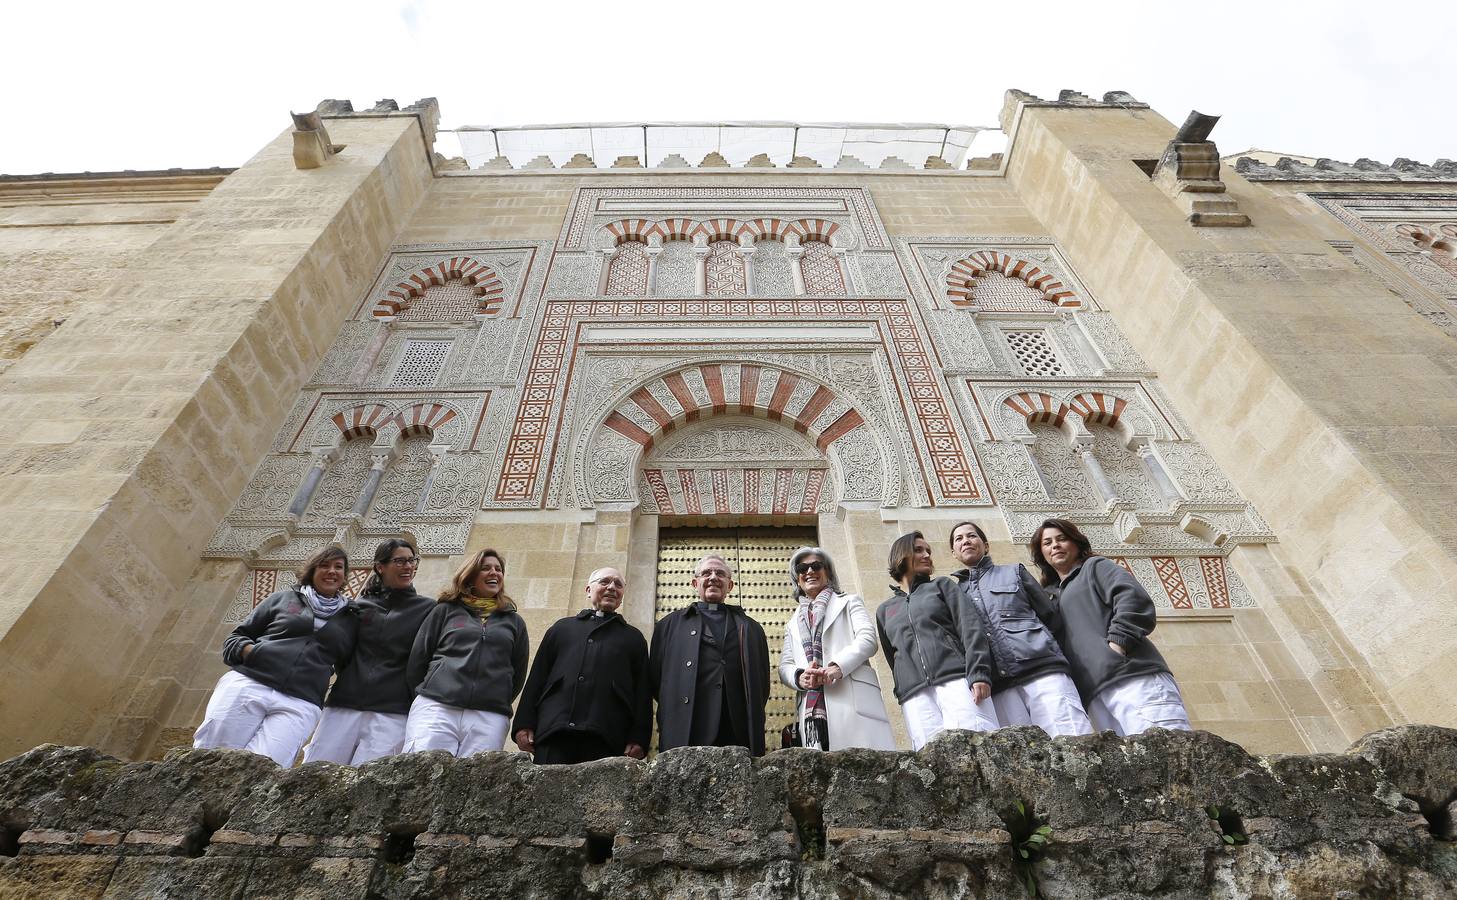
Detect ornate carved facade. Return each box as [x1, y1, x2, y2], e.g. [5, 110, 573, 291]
[8, 90, 1455, 761]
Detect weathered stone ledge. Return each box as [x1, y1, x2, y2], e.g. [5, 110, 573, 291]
[0, 726, 1453, 898]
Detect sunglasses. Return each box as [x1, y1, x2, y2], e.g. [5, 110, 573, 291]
[794, 560, 826, 576]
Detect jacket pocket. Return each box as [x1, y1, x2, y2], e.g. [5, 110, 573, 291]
[848, 675, 890, 722]
[1000, 616, 1057, 662]
[540, 675, 565, 699]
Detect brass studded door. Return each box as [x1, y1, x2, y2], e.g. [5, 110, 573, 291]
[655, 527, 817, 751]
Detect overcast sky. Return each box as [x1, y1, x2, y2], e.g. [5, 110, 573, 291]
[4, 1, 1452, 175]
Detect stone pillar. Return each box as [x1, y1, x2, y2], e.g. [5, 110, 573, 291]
[692, 237, 709, 296]
[287, 448, 338, 520]
[597, 248, 615, 295]
[1134, 439, 1183, 503]
[1075, 437, 1118, 506]
[350, 316, 395, 383]
[414, 446, 450, 514]
[1020, 438, 1057, 500]
[832, 244, 851, 293]
[645, 240, 662, 295]
[786, 236, 806, 296]
[0, 102, 436, 758]
[738, 239, 756, 296]
[350, 453, 395, 520]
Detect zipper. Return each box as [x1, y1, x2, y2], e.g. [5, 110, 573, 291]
[906, 589, 933, 684]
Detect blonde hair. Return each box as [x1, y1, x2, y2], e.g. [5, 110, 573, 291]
[438, 548, 515, 610]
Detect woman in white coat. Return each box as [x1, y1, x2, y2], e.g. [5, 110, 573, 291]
[777, 546, 896, 751]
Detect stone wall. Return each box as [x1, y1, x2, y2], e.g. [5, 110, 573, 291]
[0, 171, 225, 377]
[1, 726, 1453, 898]
[1002, 96, 1457, 729]
[0, 111, 435, 759]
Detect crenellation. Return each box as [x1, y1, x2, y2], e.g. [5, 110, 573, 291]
[1235, 154, 1457, 182]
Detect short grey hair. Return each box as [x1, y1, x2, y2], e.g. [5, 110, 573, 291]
[695, 554, 734, 578]
[788, 546, 842, 598]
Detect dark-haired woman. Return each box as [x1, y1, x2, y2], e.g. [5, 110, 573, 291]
[302, 539, 434, 765]
[875, 531, 998, 750]
[194, 546, 360, 766]
[403, 548, 529, 756]
[1030, 519, 1191, 736]
[948, 521, 1092, 737]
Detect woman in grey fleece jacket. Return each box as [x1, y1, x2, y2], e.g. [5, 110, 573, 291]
[301, 539, 435, 766]
[194, 546, 360, 766]
[1030, 519, 1191, 736]
[402, 548, 529, 757]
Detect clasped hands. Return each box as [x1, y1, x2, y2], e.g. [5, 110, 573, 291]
[513, 728, 645, 760]
[797, 663, 843, 690]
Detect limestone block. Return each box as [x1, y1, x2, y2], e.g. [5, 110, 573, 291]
[562, 153, 595, 169]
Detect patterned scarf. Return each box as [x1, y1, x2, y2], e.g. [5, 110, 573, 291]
[300, 585, 347, 631]
[796, 588, 834, 750]
[458, 594, 499, 621]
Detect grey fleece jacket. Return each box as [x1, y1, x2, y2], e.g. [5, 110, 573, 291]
[1050, 555, 1172, 703]
[875, 575, 992, 704]
[406, 601, 529, 716]
[222, 589, 360, 707]
[325, 587, 435, 715]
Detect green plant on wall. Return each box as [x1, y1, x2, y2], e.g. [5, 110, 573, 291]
[1007, 799, 1053, 897]
[1206, 805, 1248, 846]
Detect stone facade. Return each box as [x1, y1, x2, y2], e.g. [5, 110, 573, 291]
[0, 91, 1453, 762]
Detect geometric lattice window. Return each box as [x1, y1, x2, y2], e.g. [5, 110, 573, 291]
[1005, 331, 1065, 376]
[397, 278, 480, 323]
[389, 340, 452, 388]
[968, 271, 1050, 311]
[800, 240, 846, 295]
[705, 240, 747, 296]
[606, 241, 650, 295]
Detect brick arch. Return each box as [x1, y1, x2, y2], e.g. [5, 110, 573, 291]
[603, 218, 657, 246]
[374, 258, 505, 318]
[789, 219, 841, 244]
[394, 402, 458, 438]
[945, 251, 1079, 307]
[1002, 391, 1071, 427]
[654, 217, 698, 242]
[739, 217, 794, 243]
[1068, 391, 1128, 426]
[691, 218, 744, 244]
[331, 403, 394, 441]
[1397, 222, 1457, 257]
[600, 363, 865, 454]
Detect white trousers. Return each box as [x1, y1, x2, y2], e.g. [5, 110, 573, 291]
[900, 680, 1000, 751]
[193, 670, 321, 767]
[301, 707, 409, 766]
[991, 672, 1094, 738]
[1087, 672, 1192, 736]
[402, 695, 509, 757]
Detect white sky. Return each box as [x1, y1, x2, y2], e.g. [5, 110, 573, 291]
[3, 0, 1452, 176]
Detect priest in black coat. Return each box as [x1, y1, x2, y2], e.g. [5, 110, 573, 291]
[649, 554, 771, 756]
[512, 567, 652, 764]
